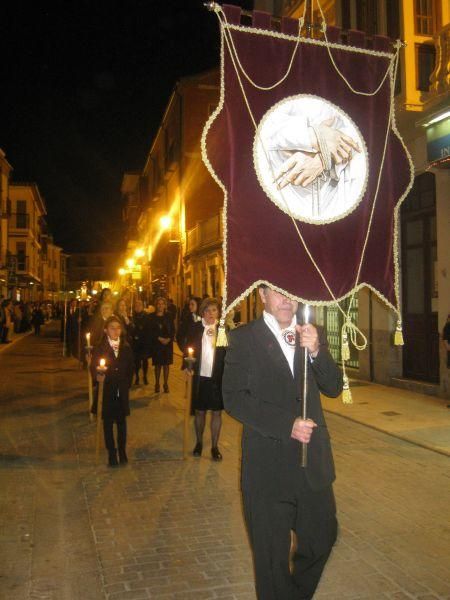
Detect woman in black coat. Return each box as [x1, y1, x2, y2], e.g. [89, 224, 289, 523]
[149, 297, 175, 393]
[90, 315, 134, 467]
[176, 296, 202, 353]
[184, 297, 226, 461]
[130, 299, 152, 385]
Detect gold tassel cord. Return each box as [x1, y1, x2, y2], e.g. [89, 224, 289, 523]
[341, 331, 350, 361]
[394, 319, 404, 346]
[342, 374, 353, 404]
[216, 320, 229, 347]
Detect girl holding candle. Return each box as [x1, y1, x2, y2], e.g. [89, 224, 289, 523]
[91, 315, 134, 467]
[184, 297, 226, 461]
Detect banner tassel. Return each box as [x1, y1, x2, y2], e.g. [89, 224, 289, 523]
[216, 319, 228, 347]
[394, 319, 404, 346]
[342, 374, 353, 404]
[341, 330, 350, 361]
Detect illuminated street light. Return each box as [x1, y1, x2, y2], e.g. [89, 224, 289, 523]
[126, 258, 135, 269]
[160, 215, 172, 230]
[118, 268, 126, 276]
[134, 248, 145, 258]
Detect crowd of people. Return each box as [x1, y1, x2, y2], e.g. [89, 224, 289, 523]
[62, 288, 238, 467]
[0, 297, 60, 343]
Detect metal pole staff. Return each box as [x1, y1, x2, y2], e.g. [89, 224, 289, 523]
[77, 303, 82, 369]
[301, 304, 310, 468]
[95, 360, 107, 464]
[183, 350, 196, 460]
[85, 332, 93, 421]
[62, 294, 68, 357]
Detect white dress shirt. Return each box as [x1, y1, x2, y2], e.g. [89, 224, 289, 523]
[263, 311, 297, 376]
[200, 319, 217, 377]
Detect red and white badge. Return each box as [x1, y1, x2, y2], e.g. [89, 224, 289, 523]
[282, 329, 296, 347]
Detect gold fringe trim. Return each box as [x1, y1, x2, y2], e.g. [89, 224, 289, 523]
[341, 332, 350, 361]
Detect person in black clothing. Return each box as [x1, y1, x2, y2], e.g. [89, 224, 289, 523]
[116, 298, 134, 344]
[31, 304, 45, 335]
[91, 315, 134, 467]
[222, 286, 343, 600]
[131, 299, 152, 385]
[184, 297, 226, 461]
[443, 313, 450, 370]
[176, 296, 202, 353]
[150, 297, 174, 393]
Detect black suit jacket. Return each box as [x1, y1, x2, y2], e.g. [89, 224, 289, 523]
[222, 317, 343, 492]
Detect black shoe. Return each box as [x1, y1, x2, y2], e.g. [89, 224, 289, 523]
[134, 378, 140, 385]
[211, 447, 223, 461]
[143, 376, 148, 385]
[155, 384, 160, 393]
[118, 449, 128, 465]
[163, 384, 169, 393]
[193, 442, 203, 457]
[108, 451, 119, 467]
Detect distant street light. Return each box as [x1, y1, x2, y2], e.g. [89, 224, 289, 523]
[134, 248, 145, 258]
[118, 268, 126, 276]
[126, 258, 135, 269]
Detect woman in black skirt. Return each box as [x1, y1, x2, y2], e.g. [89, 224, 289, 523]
[149, 297, 175, 393]
[185, 297, 226, 461]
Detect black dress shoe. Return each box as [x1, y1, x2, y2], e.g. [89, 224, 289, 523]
[193, 442, 203, 457]
[155, 383, 160, 393]
[134, 378, 140, 385]
[163, 384, 169, 393]
[108, 451, 119, 467]
[211, 447, 223, 461]
[118, 449, 128, 465]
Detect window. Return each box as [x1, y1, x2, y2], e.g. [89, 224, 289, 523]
[356, 0, 378, 36]
[415, 0, 439, 35]
[416, 43, 436, 91]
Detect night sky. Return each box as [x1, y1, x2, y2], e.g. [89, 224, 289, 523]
[0, 0, 253, 252]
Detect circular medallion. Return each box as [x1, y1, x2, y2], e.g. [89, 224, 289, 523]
[254, 94, 368, 224]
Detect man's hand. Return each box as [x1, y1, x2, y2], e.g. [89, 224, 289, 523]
[96, 373, 106, 384]
[291, 418, 317, 443]
[295, 323, 320, 357]
[319, 118, 361, 164]
[158, 337, 170, 345]
[274, 152, 324, 189]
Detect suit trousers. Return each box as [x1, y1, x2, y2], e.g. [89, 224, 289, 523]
[242, 470, 337, 600]
[103, 417, 127, 453]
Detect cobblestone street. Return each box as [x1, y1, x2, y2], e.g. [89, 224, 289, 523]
[0, 324, 449, 600]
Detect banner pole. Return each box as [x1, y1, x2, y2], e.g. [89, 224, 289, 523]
[95, 361, 107, 464]
[183, 352, 196, 460]
[300, 304, 310, 468]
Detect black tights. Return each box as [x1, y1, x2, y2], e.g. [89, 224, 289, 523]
[135, 358, 148, 380]
[155, 365, 169, 386]
[194, 410, 222, 448]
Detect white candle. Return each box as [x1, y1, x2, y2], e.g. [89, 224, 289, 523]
[99, 358, 106, 369]
[187, 347, 194, 358]
[86, 332, 91, 345]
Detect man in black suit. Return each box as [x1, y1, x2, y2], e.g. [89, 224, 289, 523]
[222, 285, 343, 600]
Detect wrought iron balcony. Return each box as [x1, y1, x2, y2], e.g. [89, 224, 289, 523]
[430, 24, 450, 95]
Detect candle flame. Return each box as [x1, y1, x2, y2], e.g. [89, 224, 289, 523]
[187, 347, 194, 357]
[99, 358, 106, 368]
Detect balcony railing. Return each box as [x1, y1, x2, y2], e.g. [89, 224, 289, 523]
[186, 214, 222, 254]
[430, 24, 450, 95]
[9, 212, 30, 229]
[7, 254, 29, 272]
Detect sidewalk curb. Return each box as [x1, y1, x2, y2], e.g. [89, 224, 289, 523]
[324, 407, 450, 458]
[0, 329, 34, 354]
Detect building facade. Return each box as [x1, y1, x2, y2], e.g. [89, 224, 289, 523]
[0, 149, 13, 298]
[67, 252, 122, 298]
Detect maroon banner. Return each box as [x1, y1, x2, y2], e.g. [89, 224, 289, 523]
[203, 17, 413, 312]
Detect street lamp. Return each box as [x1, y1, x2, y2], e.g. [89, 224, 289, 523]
[126, 258, 135, 269]
[134, 248, 145, 258]
[118, 268, 126, 276]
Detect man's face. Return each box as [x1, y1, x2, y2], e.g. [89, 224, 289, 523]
[258, 287, 298, 327]
[105, 321, 121, 341]
[101, 304, 113, 320]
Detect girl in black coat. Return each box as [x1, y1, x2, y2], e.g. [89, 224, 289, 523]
[149, 297, 175, 393]
[91, 315, 134, 467]
[184, 297, 226, 461]
[131, 300, 152, 385]
[176, 296, 202, 353]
